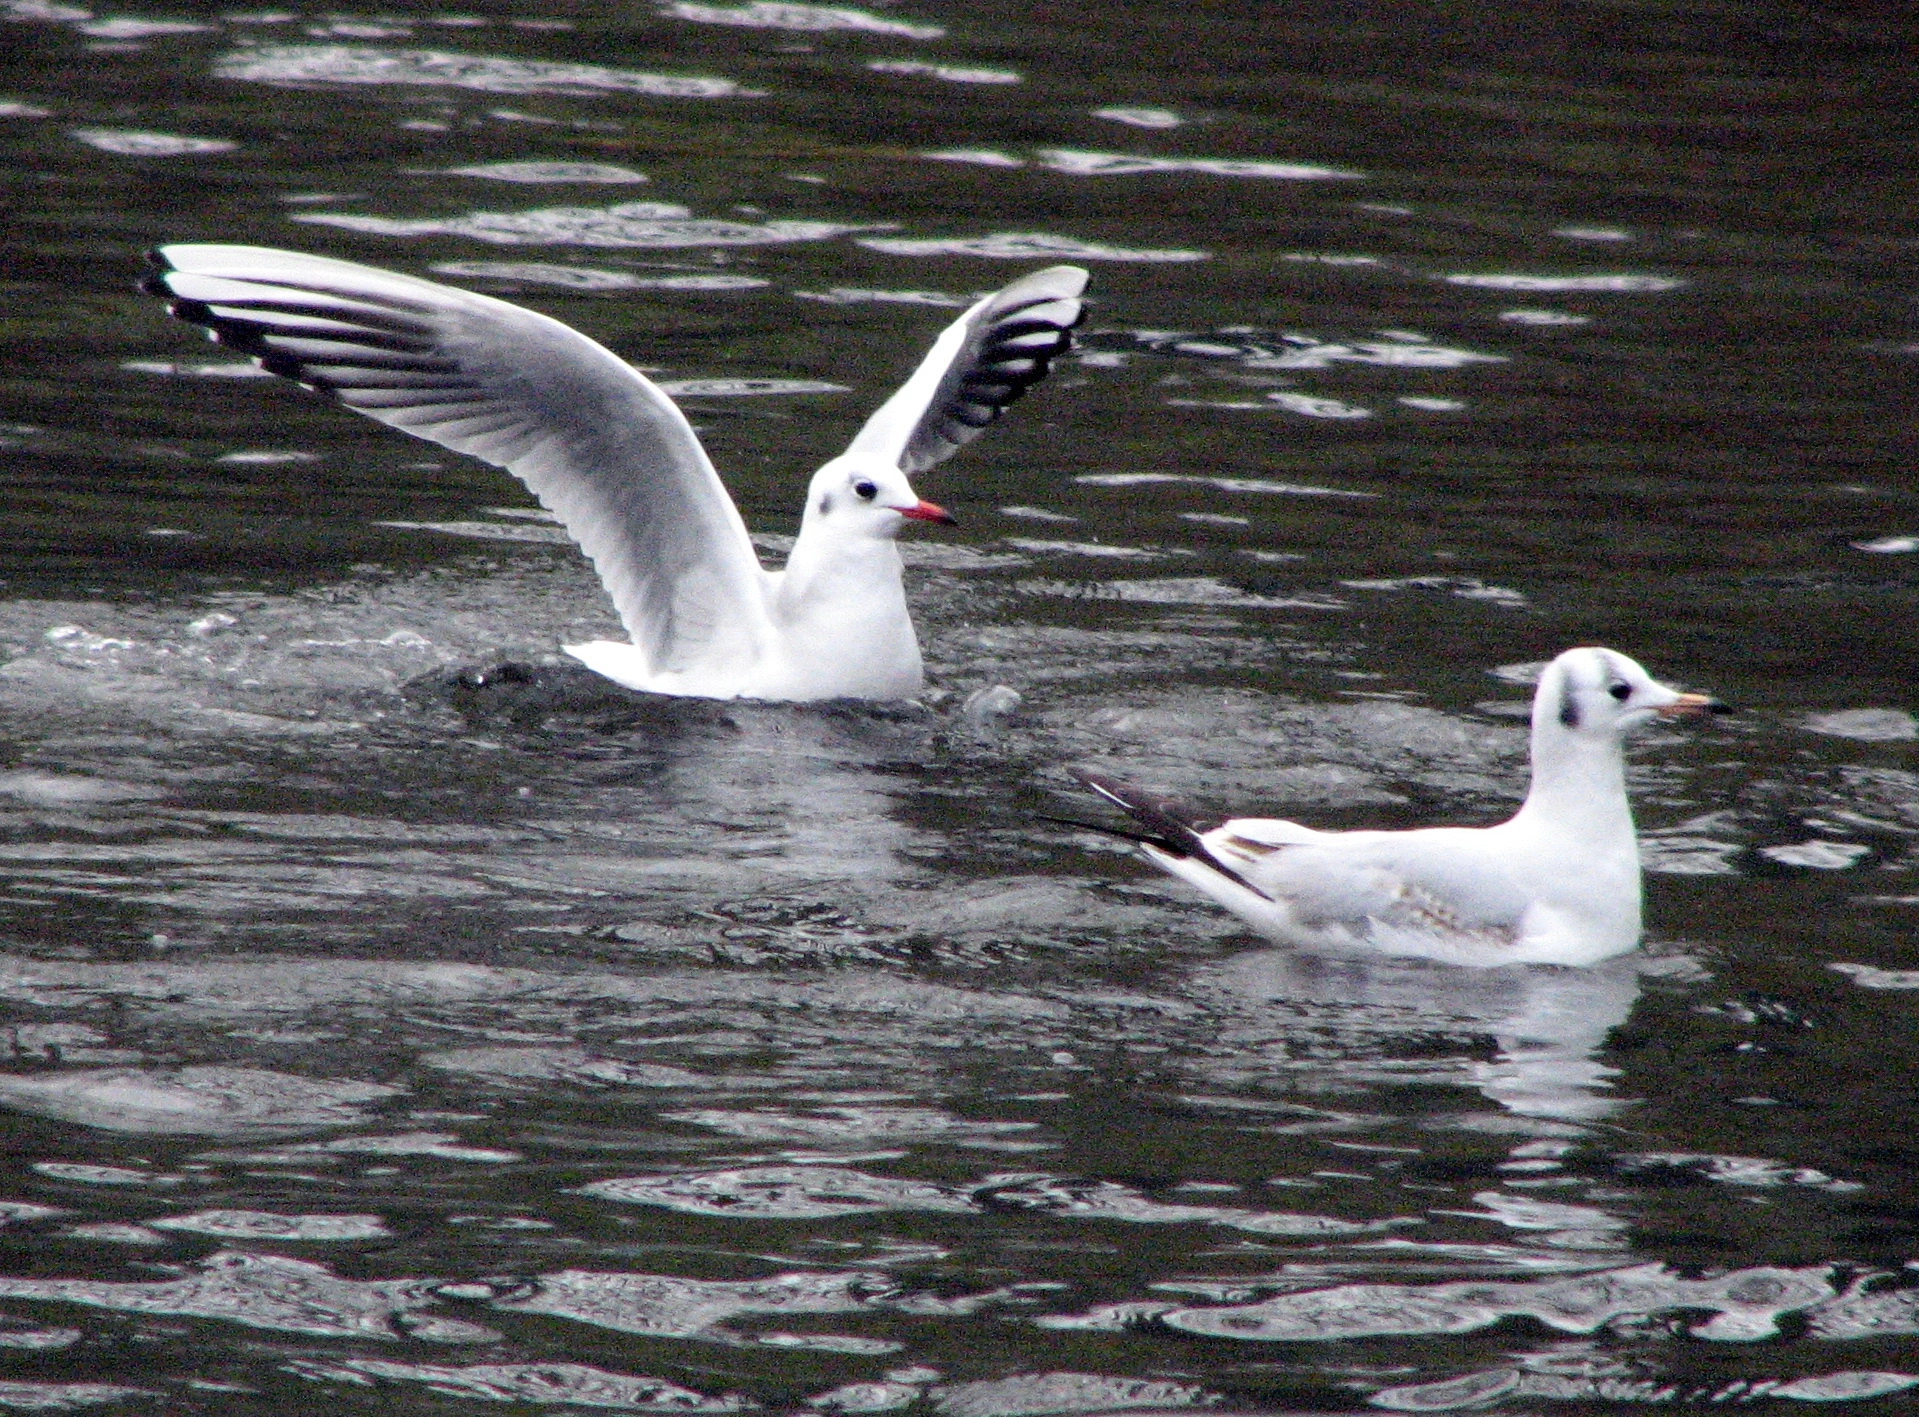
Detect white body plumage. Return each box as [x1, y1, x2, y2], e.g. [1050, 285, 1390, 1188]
[1081, 648, 1727, 967]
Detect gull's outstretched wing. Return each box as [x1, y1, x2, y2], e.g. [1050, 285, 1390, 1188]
[144, 244, 773, 679]
[844, 265, 1088, 474]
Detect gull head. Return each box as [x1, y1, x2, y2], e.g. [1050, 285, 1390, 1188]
[803, 455, 954, 542]
[1536, 646, 1730, 741]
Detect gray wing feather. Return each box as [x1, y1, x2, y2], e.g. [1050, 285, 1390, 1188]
[845, 265, 1087, 474]
[1230, 828, 1532, 944]
[144, 244, 772, 678]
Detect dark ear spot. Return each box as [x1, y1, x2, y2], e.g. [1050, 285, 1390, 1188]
[1558, 683, 1580, 729]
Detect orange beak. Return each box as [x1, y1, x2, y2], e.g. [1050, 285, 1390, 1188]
[898, 499, 956, 526]
[1658, 692, 1733, 719]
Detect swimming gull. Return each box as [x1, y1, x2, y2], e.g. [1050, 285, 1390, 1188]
[1070, 647, 1729, 966]
[143, 244, 1086, 700]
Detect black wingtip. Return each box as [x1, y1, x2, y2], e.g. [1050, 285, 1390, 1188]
[1067, 769, 1268, 896]
[1071, 769, 1206, 854]
[138, 247, 178, 295]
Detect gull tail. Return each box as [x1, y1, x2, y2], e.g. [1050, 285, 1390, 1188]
[1065, 769, 1269, 898]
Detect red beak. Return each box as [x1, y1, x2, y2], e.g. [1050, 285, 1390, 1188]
[898, 499, 956, 526]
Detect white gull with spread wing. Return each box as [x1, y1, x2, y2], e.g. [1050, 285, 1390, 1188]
[144, 245, 1087, 700]
[1074, 647, 1729, 967]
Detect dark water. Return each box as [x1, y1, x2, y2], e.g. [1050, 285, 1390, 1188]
[2, 1, 1919, 1412]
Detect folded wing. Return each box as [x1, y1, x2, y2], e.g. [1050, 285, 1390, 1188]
[145, 244, 773, 680]
[845, 265, 1088, 474]
[1222, 825, 1530, 949]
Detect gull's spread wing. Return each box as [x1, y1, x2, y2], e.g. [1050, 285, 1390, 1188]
[145, 244, 772, 679]
[845, 265, 1088, 474]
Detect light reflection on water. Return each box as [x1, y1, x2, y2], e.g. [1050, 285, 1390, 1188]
[3, 0, 1919, 1410]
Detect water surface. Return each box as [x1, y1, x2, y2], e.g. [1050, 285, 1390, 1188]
[2, 1, 1918, 1412]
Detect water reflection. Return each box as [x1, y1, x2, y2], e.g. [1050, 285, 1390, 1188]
[869, 60, 1018, 85]
[441, 160, 650, 183]
[663, 1, 944, 39]
[1373, 1363, 1919, 1410]
[1092, 107, 1184, 129]
[1441, 272, 1684, 293]
[1158, 1260, 1836, 1341]
[0, 1065, 401, 1134]
[213, 44, 760, 99]
[70, 127, 234, 154]
[5, 0, 1919, 1408]
[430, 261, 769, 291]
[1035, 149, 1361, 181]
[857, 233, 1206, 262]
[298, 200, 868, 248]
[1193, 949, 1641, 1123]
[289, 1359, 750, 1411]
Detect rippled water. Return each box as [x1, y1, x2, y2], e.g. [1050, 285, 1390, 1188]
[2, 1, 1918, 1412]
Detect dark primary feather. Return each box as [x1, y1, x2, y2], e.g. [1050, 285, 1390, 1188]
[900, 267, 1087, 474]
[147, 253, 509, 417]
[1070, 769, 1268, 896]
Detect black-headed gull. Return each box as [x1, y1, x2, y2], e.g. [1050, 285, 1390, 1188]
[142, 245, 1087, 701]
[1073, 647, 1729, 967]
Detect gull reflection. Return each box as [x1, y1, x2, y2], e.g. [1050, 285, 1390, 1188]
[656, 702, 922, 891]
[1192, 948, 1642, 1123]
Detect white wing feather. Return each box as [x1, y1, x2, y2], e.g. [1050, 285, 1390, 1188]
[147, 244, 773, 680]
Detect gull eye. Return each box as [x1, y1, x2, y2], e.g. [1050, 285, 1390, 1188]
[853, 479, 878, 501]
[1609, 682, 1632, 702]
